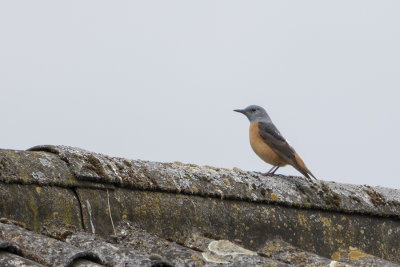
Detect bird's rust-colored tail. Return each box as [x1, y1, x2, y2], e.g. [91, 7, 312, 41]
[294, 153, 316, 179]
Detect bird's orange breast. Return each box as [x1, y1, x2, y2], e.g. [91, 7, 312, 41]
[249, 122, 286, 166]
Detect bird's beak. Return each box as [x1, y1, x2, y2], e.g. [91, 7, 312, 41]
[234, 109, 245, 114]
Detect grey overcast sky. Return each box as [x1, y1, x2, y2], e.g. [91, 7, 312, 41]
[1, 1, 399, 188]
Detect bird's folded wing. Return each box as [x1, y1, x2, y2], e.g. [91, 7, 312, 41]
[258, 121, 315, 179]
[257, 122, 297, 165]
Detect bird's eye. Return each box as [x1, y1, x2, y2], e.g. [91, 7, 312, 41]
[251, 109, 257, 112]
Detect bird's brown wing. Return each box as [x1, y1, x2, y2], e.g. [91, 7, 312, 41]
[257, 122, 314, 179]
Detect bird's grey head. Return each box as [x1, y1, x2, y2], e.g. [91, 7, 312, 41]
[234, 105, 271, 123]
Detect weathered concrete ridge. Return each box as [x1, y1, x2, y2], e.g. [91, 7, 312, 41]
[0, 145, 399, 266]
[26, 145, 400, 218]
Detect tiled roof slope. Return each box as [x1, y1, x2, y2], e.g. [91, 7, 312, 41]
[0, 145, 399, 266]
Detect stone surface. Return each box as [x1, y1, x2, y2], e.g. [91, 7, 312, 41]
[0, 184, 82, 232]
[27, 145, 400, 218]
[0, 149, 77, 186]
[0, 145, 398, 266]
[0, 223, 102, 266]
[75, 187, 400, 263]
[0, 252, 45, 267]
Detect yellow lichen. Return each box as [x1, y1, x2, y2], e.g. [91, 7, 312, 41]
[321, 217, 331, 227]
[122, 208, 128, 219]
[297, 213, 308, 228]
[192, 186, 199, 193]
[27, 191, 39, 230]
[348, 250, 367, 259]
[270, 193, 280, 201]
[331, 251, 341, 261]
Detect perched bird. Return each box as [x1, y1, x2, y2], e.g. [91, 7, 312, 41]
[234, 105, 316, 179]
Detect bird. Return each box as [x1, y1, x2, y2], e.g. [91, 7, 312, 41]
[234, 105, 316, 179]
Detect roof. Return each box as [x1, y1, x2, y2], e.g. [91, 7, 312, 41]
[0, 145, 399, 266]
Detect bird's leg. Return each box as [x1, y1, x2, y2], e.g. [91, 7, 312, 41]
[270, 166, 280, 174]
[266, 165, 280, 175]
[266, 165, 277, 174]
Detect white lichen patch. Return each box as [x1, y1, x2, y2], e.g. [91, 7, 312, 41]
[39, 156, 53, 168]
[250, 193, 258, 201]
[201, 252, 230, 264]
[208, 240, 257, 256]
[31, 171, 46, 181]
[329, 260, 352, 267]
